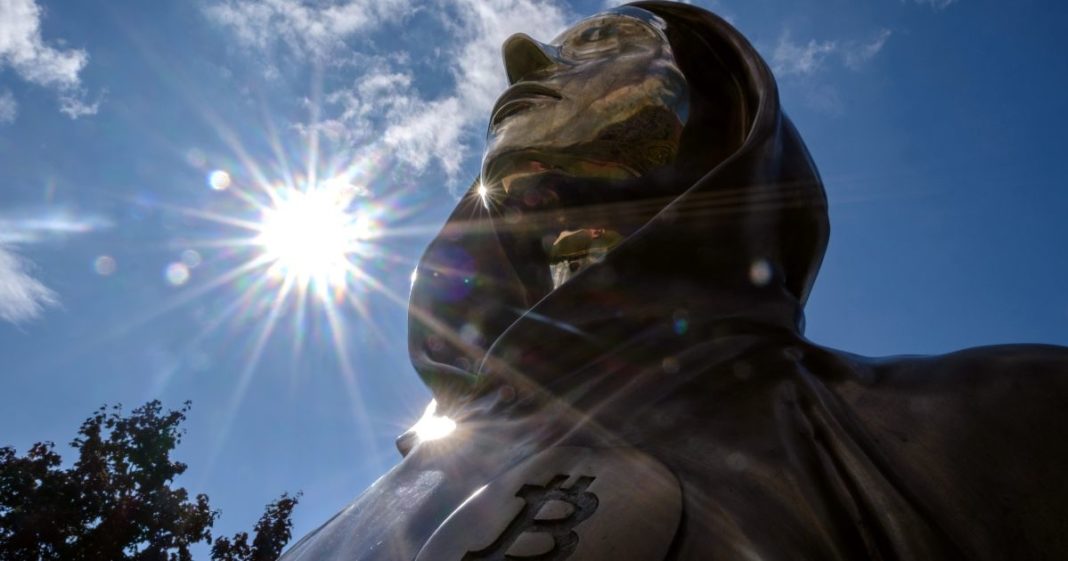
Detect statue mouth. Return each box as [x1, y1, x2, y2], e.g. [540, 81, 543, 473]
[490, 82, 562, 128]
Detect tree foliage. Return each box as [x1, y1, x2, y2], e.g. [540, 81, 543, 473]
[210, 494, 299, 561]
[0, 401, 299, 561]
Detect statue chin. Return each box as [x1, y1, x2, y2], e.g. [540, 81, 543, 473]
[485, 158, 639, 290]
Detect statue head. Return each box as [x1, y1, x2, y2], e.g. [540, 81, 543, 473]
[409, 2, 829, 403]
[481, 5, 743, 288]
[482, 6, 688, 191]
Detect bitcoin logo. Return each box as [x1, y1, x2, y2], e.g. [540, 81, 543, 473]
[463, 475, 599, 560]
[413, 447, 681, 561]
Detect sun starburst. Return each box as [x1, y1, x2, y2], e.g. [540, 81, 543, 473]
[120, 104, 451, 471]
[255, 181, 379, 291]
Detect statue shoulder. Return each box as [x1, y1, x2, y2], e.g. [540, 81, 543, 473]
[825, 342, 1068, 436]
[809, 342, 1068, 389]
[939, 342, 1068, 366]
[873, 343, 1068, 383]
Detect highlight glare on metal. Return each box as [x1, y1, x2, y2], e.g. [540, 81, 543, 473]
[411, 399, 457, 442]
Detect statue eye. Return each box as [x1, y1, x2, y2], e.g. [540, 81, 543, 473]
[563, 24, 622, 58]
[580, 25, 614, 43]
[557, 18, 658, 61]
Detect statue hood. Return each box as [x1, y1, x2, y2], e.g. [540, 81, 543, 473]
[408, 1, 829, 405]
[283, 11, 1068, 561]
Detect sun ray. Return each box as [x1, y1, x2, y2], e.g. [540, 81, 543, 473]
[136, 198, 267, 232]
[203, 271, 296, 475]
[110, 70, 444, 466]
[341, 265, 388, 346]
[146, 269, 281, 397]
[258, 95, 300, 196]
[75, 12, 438, 470]
[321, 284, 388, 475]
[305, 62, 325, 194]
[98, 253, 277, 347]
[288, 277, 310, 368]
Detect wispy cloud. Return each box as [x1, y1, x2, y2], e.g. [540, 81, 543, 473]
[205, 0, 414, 58]
[845, 29, 893, 70]
[0, 0, 100, 118]
[58, 92, 103, 119]
[772, 33, 838, 77]
[911, 0, 958, 10]
[0, 245, 57, 325]
[0, 209, 113, 244]
[206, 0, 570, 183]
[770, 28, 892, 113]
[772, 28, 892, 76]
[375, 0, 569, 180]
[601, 0, 694, 7]
[0, 90, 16, 124]
[0, 208, 112, 325]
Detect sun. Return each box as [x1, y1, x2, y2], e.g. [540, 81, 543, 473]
[149, 118, 440, 460]
[255, 181, 378, 288]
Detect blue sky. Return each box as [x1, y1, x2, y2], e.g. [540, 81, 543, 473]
[1, 0, 1066, 553]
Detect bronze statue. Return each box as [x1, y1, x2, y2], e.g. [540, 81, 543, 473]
[282, 2, 1068, 560]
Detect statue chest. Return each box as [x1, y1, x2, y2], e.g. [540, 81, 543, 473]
[280, 435, 684, 561]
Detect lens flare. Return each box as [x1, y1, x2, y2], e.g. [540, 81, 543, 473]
[181, 249, 203, 268]
[93, 255, 117, 276]
[209, 170, 232, 191]
[142, 130, 435, 471]
[165, 262, 190, 286]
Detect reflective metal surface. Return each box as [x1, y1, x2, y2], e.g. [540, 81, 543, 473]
[548, 228, 625, 289]
[481, 7, 688, 287]
[285, 3, 1068, 560]
[414, 446, 682, 561]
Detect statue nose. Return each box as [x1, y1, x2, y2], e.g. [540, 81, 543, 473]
[502, 33, 557, 84]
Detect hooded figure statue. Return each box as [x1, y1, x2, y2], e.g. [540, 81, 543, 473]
[280, 3, 1068, 560]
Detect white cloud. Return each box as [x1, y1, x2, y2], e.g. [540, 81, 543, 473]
[383, 97, 467, 177]
[447, 0, 569, 114]
[0, 245, 57, 325]
[0, 0, 99, 117]
[205, 0, 414, 57]
[374, 0, 570, 179]
[0, 90, 16, 123]
[207, 0, 570, 182]
[0, 0, 85, 87]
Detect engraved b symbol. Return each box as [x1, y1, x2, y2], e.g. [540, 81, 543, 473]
[463, 474, 599, 560]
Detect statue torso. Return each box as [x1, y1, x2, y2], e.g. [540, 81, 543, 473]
[281, 342, 1068, 561]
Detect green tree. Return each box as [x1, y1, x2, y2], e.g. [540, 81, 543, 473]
[0, 401, 299, 561]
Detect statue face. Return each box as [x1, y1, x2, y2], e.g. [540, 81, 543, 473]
[481, 7, 689, 288]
